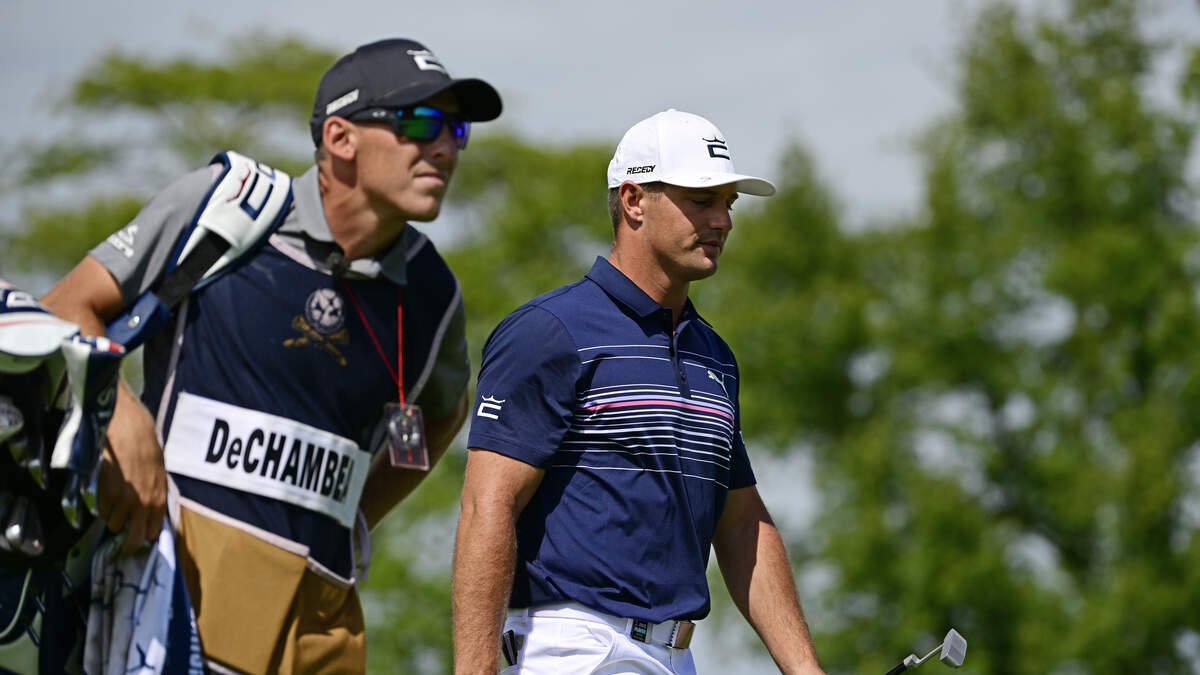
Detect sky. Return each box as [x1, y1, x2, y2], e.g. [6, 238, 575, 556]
[4, 1, 1200, 672]
[0, 1, 990, 232]
[5, 1, 1198, 226]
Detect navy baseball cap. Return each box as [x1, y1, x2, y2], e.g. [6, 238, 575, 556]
[310, 38, 502, 146]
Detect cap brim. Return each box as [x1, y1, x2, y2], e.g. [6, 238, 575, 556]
[661, 172, 777, 197]
[374, 78, 502, 122]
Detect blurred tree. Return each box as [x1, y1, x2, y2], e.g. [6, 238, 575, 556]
[0, 34, 335, 283]
[7, 1, 1200, 672]
[701, 0, 1200, 672]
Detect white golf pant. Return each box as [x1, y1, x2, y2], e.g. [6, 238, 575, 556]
[501, 603, 697, 675]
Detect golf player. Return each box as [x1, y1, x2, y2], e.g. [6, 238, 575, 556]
[453, 109, 825, 674]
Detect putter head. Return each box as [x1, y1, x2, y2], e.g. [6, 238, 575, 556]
[939, 628, 967, 667]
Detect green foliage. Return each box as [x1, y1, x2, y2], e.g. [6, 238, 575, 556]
[8, 2, 1200, 672]
[71, 34, 330, 117]
[770, 1, 1200, 672]
[363, 451, 466, 673]
[696, 144, 864, 445]
[3, 196, 143, 278]
[0, 33, 336, 280]
[17, 142, 118, 185]
[444, 134, 615, 351]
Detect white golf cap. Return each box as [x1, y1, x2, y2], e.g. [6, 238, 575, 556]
[606, 109, 776, 196]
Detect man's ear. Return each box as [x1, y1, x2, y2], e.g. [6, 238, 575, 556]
[322, 116, 358, 162]
[619, 182, 646, 228]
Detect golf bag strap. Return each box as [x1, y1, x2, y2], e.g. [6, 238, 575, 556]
[106, 151, 292, 350]
[157, 233, 230, 308]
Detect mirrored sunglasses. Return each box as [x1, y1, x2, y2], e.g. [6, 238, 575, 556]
[352, 106, 470, 149]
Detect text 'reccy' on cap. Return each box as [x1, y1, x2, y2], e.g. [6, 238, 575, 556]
[606, 109, 775, 197]
[310, 38, 502, 146]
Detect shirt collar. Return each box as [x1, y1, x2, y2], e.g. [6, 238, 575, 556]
[584, 257, 700, 324]
[285, 166, 409, 285]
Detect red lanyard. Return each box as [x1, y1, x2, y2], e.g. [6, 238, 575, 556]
[340, 280, 404, 404]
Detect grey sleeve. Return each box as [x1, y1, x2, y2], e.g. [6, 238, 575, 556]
[88, 166, 219, 304]
[414, 295, 470, 421]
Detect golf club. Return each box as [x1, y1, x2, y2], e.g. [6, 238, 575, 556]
[885, 628, 967, 674]
[3, 496, 45, 558]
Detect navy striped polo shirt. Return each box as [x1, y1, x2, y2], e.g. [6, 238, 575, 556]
[467, 257, 756, 623]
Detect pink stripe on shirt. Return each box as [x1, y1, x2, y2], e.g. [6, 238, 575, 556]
[578, 399, 734, 422]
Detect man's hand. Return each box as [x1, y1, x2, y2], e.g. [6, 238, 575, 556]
[99, 382, 167, 554]
[42, 256, 166, 555]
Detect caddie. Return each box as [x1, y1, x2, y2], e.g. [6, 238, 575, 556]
[42, 37, 501, 673]
[453, 110, 824, 674]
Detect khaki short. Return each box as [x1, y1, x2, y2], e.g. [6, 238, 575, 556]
[175, 502, 365, 674]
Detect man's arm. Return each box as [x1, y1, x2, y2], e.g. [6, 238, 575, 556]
[713, 485, 825, 675]
[452, 448, 544, 674]
[41, 256, 167, 554]
[359, 389, 469, 530]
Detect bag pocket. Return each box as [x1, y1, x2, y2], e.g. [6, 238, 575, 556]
[176, 503, 307, 674]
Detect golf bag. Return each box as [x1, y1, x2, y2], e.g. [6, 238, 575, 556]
[0, 282, 124, 671]
[0, 150, 292, 674]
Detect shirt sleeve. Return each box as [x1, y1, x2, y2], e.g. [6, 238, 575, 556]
[88, 166, 219, 303]
[466, 305, 581, 468]
[728, 358, 756, 489]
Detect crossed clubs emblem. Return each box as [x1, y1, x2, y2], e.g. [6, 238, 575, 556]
[284, 288, 350, 365]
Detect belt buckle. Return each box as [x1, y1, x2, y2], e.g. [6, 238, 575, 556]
[667, 620, 695, 649]
[630, 619, 650, 643]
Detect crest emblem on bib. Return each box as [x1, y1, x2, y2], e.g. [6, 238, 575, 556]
[284, 288, 349, 365]
[306, 288, 345, 335]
